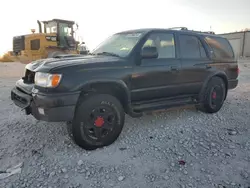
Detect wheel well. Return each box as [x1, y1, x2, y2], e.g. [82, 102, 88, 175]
[78, 83, 129, 113]
[215, 74, 228, 99]
[199, 74, 229, 102]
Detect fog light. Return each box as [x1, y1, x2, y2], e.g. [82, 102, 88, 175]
[38, 108, 44, 115]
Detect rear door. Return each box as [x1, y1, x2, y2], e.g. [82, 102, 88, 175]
[177, 34, 211, 95]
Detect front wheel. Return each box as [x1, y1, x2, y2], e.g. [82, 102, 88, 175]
[72, 94, 125, 150]
[198, 77, 226, 113]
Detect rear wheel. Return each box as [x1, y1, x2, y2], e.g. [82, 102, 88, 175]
[72, 94, 125, 150]
[198, 77, 226, 113]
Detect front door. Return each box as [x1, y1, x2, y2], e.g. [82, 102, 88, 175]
[131, 32, 182, 102]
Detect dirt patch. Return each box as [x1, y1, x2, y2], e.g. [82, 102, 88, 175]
[0, 62, 25, 78]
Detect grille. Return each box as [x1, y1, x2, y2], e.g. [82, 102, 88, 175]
[13, 36, 25, 54]
[23, 69, 35, 84]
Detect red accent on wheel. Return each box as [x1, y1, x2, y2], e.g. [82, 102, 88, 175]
[94, 117, 104, 127]
[212, 91, 217, 99]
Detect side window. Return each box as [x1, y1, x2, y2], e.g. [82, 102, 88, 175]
[205, 36, 234, 59]
[199, 40, 207, 58]
[142, 33, 175, 58]
[179, 35, 207, 58]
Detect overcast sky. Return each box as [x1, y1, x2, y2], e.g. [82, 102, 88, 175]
[0, 0, 249, 55]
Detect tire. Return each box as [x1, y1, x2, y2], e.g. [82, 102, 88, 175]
[72, 94, 125, 150]
[198, 76, 226, 113]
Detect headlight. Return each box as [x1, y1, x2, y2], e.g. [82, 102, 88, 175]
[34, 72, 62, 88]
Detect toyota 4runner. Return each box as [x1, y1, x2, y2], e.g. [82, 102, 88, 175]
[11, 27, 239, 150]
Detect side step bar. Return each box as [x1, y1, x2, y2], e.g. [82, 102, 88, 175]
[131, 95, 198, 112]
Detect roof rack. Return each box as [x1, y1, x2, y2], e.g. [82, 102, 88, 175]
[202, 31, 215, 34]
[168, 27, 215, 34]
[168, 27, 188, 31]
[190, 30, 215, 35]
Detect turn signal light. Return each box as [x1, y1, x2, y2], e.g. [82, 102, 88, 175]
[51, 74, 61, 87]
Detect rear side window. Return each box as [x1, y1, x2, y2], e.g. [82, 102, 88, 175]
[204, 36, 234, 59]
[179, 35, 207, 58]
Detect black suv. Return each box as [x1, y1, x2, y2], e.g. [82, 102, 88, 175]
[11, 27, 239, 150]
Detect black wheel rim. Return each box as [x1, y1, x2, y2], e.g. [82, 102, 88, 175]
[80, 105, 117, 141]
[210, 85, 224, 109]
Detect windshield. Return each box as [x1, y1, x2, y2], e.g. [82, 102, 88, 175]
[92, 32, 144, 57]
[59, 23, 73, 37]
[45, 21, 57, 33]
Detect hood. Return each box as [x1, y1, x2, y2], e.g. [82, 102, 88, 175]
[25, 55, 124, 72]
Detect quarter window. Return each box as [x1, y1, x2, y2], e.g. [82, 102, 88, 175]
[179, 35, 207, 58]
[205, 36, 234, 59]
[143, 33, 176, 58]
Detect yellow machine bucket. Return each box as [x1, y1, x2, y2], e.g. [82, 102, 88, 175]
[0, 51, 31, 64]
[4, 55, 31, 64]
[13, 55, 32, 64]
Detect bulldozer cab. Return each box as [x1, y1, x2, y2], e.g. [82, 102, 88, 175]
[10, 18, 80, 63]
[41, 19, 77, 50]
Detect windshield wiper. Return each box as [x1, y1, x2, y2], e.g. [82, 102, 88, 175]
[96, 52, 120, 57]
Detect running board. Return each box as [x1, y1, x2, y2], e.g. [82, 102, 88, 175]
[131, 95, 198, 112]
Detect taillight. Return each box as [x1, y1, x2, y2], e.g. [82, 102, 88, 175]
[236, 67, 240, 78]
[237, 67, 240, 75]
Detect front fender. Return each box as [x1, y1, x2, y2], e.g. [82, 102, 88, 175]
[81, 78, 129, 91]
[76, 79, 144, 117]
[79, 79, 131, 105]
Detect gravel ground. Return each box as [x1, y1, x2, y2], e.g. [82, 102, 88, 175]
[0, 61, 250, 188]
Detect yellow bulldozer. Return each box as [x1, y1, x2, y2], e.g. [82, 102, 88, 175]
[8, 18, 80, 63]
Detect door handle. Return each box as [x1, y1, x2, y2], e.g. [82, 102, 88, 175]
[171, 66, 179, 71]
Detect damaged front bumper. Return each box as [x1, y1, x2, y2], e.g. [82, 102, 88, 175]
[11, 79, 80, 122]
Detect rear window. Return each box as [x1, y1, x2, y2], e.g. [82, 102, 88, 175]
[204, 36, 234, 59]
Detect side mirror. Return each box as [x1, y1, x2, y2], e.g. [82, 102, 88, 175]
[141, 46, 158, 59]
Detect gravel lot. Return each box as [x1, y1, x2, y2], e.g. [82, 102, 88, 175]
[0, 61, 250, 188]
